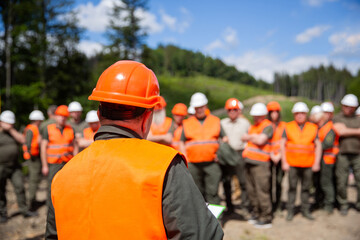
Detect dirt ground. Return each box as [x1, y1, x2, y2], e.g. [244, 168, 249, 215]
[0, 174, 360, 240]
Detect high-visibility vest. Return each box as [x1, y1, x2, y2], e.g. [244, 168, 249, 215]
[269, 121, 286, 155]
[183, 115, 220, 163]
[171, 125, 183, 151]
[51, 138, 185, 240]
[242, 119, 272, 162]
[83, 127, 97, 141]
[319, 121, 339, 164]
[22, 124, 40, 160]
[150, 117, 172, 135]
[285, 121, 318, 168]
[46, 123, 75, 164]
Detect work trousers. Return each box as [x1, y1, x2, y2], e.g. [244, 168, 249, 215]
[320, 159, 335, 210]
[28, 156, 42, 204]
[287, 167, 312, 213]
[270, 161, 284, 211]
[245, 162, 272, 222]
[188, 161, 221, 204]
[47, 162, 66, 207]
[220, 164, 236, 210]
[0, 164, 27, 216]
[336, 153, 360, 210]
[235, 150, 249, 208]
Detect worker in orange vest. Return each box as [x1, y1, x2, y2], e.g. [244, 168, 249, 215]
[23, 110, 45, 210]
[77, 110, 100, 150]
[180, 92, 226, 205]
[266, 101, 286, 216]
[242, 103, 273, 229]
[45, 61, 223, 240]
[147, 96, 173, 145]
[40, 105, 78, 207]
[171, 103, 188, 151]
[281, 102, 322, 221]
[68, 101, 87, 135]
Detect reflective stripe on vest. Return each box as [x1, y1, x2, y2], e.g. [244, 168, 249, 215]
[319, 121, 339, 164]
[269, 121, 286, 154]
[150, 117, 172, 135]
[22, 124, 40, 160]
[242, 119, 272, 162]
[51, 138, 186, 240]
[46, 123, 74, 164]
[183, 115, 221, 163]
[285, 121, 318, 167]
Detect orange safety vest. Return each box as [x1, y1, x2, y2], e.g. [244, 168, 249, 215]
[83, 127, 97, 141]
[22, 124, 40, 160]
[150, 117, 172, 135]
[269, 121, 286, 155]
[318, 121, 339, 165]
[242, 119, 272, 162]
[171, 125, 183, 151]
[51, 138, 186, 240]
[285, 121, 318, 168]
[46, 123, 75, 164]
[183, 115, 220, 163]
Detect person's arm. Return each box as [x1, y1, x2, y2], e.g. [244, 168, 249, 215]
[162, 155, 224, 240]
[73, 139, 79, 156]
[147, 131, 173, 145]
[333, 122, 360, 137]
[312, 138, 322, 172]
[41, 139, 49, 176]
[281, 137, 289, 171]
[1, 122, 25, 144]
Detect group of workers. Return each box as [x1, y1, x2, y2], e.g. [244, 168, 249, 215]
[0, 60, 359, 238]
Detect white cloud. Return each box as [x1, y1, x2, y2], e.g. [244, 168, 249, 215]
[205, 40, 224, 52]
[78, 41, 103, 57]
[329, 32, 360, 57]
[223, 50, 360, 82]
[136, 9, 163, 34]
[295, 25, 331, 44]
[302, 0, 338, 7]
[159, 8, 191, 33]
[204, 27, 239, 52]
[160, 9, 177, 31]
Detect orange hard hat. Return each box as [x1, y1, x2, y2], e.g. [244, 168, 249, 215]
[267, 101, 281, 111]
[155, 96, 167, 110]
[172, 103, 188, 116]
[55, 105, 69, 117]
[225, 98, 240, 110]
[88, 60, 161, 109]
[205, 108, 210, 116]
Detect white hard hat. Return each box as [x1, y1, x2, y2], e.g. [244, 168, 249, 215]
[68, 101, 83, 112]
[190, 92, 208, 108]
[356, 107, 360, 116]
[341, 94, 358, 107]
[188, 105, 195, 115]
[0, 110, 15, 124]
[238, 101, 244, 110]
[310, 105, 322, 115]
[292, 102, 309, 113]
[321, 102, 334, 113]
[250, 103, 268, 116]
[85, 110, 99, 123]
[29, 110, 45, 121]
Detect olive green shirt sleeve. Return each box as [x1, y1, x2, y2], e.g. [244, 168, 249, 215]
[162, 155, 224, 239]
[25, 129, 33, 151]
[41, 125, 49, 141]
[322, 129, 336, 150]
[263, 125, 273, 139]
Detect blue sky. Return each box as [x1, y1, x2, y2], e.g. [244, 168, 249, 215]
[75, 0, 360, 82]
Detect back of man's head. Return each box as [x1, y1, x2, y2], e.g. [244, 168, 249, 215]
[47, 105, 58, 118]
[99, 102, 147, 122]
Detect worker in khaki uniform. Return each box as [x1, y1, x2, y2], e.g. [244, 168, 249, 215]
[23, 110, 45, 210]
[219, 98, 250, 214]
[77, 110, 100, 150]
[267, 101, 286, 215]
[242, 103, 273, 229]
[318, 102, 338, 214]
[0, 111, 37, 223]
[170, 103, 187, 151]
[281, 102, 322, 221]
[41, 105, 78, 206]
[40, 105, 57, 136]
[180, 92, 226, 205]
[332, 94, 360, 215]
[147, 96, 173, 146]
[68, 101, 87, 135]
[45, 60, 223, 240]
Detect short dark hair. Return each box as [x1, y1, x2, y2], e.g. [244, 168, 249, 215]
[99, 102, 148, 121]
[48, 105, 57, 115]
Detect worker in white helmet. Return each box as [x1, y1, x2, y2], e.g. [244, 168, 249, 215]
[241, 103, 273, 229]
[281, 102, 322, 221]
[0, 110, 38, 223]
[68, 101, 87, 135]
[23, 110, 45, 211]
[77, 110, 100, 150]
[309, 105, 323, 124]
[332, 94, 360, 215]
[180, 92, 227, 205]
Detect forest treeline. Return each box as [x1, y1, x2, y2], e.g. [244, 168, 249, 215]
[0, 0, 359, 126]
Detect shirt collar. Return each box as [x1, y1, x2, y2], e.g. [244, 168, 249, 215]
[94, 125, 142, 141]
